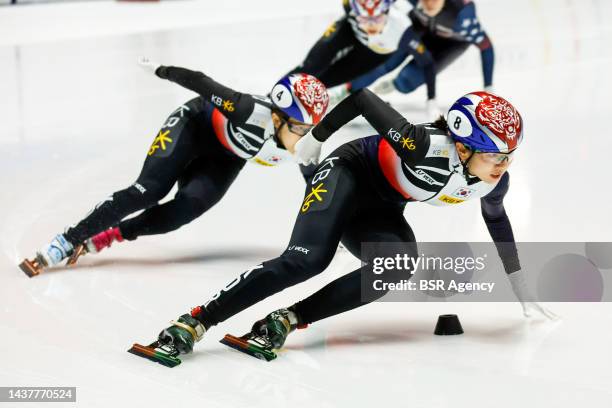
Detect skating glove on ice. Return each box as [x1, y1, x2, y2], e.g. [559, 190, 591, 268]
[294, 130, 323, 166]
[137, 56, 161, 75]
[373, 79, 395, 95]
[426, 98, 442, 120]
[508, 270, 558, 320]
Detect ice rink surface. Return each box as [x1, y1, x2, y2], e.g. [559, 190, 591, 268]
[1, 0, 612, 406]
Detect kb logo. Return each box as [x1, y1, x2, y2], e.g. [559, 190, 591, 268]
[387, 128, 402, 142]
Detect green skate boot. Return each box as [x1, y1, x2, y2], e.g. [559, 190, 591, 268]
[220, 308, 307, 361]
[128, 308, 207, 368]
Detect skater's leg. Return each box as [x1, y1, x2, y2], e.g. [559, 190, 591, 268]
[393, 41, 469, 94]
[349, 49, 409, 91]
[392, 59, 425, 94]
[119, 154, 245, 240]
[154, 151, 364, 355]
[63, 100, 204, 247]
[198, 154, 361, 328]
[291, 208, 417, 324]
[319, 44, 390, 88]
[285, 17, 357, 82]
[217, 207, 416, 354]
[428, 40, 470, 72]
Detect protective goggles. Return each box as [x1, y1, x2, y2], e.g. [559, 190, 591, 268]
[280, 116, 313, 137]
[476, 150, 516, 164]
[356, 14, 387, 27]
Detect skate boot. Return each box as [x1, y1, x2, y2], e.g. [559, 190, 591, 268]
[67, 227, 124, 266]
[220, 308, 307, 361]
[128, 307, 207, 368]
[85, 227, 124, 254]
[19, 234, 74, 277]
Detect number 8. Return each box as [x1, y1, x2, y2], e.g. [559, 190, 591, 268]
[453, 117, 462, 130]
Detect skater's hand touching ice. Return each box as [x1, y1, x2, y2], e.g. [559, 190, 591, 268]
[426, 98, 442, 120]
[519, 301, 558, 320]
[508, 270, 559, 321]
[137, 56, 161, 75]
[294, 130, 323, 165]
[373, 79, 395, 95]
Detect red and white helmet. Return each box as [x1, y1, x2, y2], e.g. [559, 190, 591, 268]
[447, 91, 523, 153]
[270, 73, 329, 125]
[350, 0, 393, 16]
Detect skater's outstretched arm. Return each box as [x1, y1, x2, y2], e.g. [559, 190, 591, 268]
[312, 88, 430, 165]
[348, 29, 437, 99]
[480, 172, 520, 274]
[481, 172, 557, 320]
[452, 2, 494, 89]
[155, 65, 255, 121]
[398, 29, 437, 99]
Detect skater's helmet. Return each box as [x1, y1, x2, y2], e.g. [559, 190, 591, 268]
[447, 91, 523, 153]
[270, 73, 329, 125]
[350, 0, 392, 17]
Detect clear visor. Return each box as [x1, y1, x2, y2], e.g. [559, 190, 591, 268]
[356, 14, 387, 29]
[477, 150, 516, 165]
[286, 119, 313, 137]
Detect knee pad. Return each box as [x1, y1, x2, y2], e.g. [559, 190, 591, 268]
[393, 65, 425, 94]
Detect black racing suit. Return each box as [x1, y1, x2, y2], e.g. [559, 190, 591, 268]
[287, 0, 431, 89]
[64, 67, 306, 246]
[291, 16, 390, 88]
[196, 89, 519, 328]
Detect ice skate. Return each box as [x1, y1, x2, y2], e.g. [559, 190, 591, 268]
[18, 257, 45, 278]
[66, 227, 124, 266]
[127, 341, 183, 368]
[65, 244, 87, 266]
[19, 234, 74, 277]
[220, 308, 306, 361]
[85, 227, 124, 254]
[129, 308, 207, 367]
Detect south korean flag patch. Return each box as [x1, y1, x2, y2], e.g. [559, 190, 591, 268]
[452, 187, 475, 200]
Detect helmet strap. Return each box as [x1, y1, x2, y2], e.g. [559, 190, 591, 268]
[461, 150, 475, 180]
[272, 116, 288, 150]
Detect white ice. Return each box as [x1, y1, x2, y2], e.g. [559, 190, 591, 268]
[1, 0, 611, 407]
